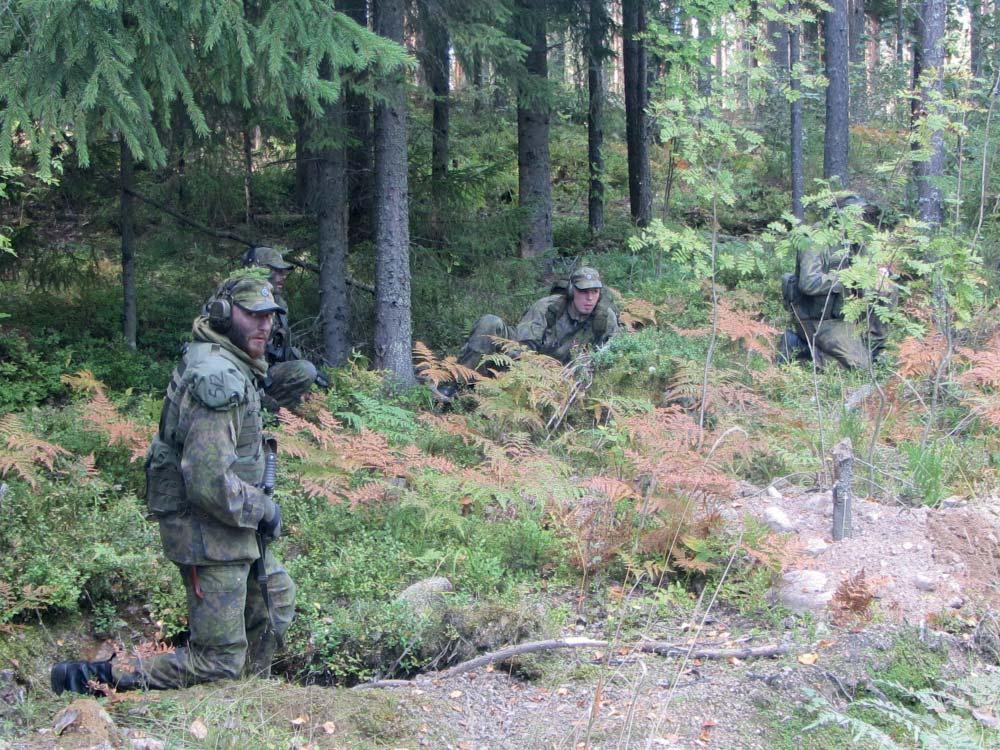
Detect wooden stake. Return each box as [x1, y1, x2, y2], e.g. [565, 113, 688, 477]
[832, 438, 854, 540]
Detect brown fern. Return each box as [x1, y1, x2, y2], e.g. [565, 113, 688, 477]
[413, 341, 482, 386]
[896, 333, 948, 379]
[619, 298, 662, 332]
[61, 372, 153, 462]
[0, 413, 70, 488]
[715, 297, 779, 361]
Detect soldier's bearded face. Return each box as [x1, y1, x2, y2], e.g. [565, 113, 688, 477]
[572, 287, 601, 316]
[229, 305, 274, 359]
[269, 268, 289, 293]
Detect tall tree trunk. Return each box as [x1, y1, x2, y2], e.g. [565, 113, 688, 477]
[373, 0, 415, 384]
[896, 0, 904, 63]
[970, 0, 982, 79]
[516, 0, 553, 257]
[624, 0, 652, 226]
[344, 0, 374, 246]
[823, 0, 850, 185]
[915, 0, 945, 226]
[790, 3, 804, 220]
[471, 50, 485, 112]
[768, 6, 789, 70]
[242, 126, 255, 225]
[848, 0, 865, 66]
[120, 140, 137, 351]
[318, 102, 351, 366]
[419, 3, 450, 240]
[588, 0, 608, 233]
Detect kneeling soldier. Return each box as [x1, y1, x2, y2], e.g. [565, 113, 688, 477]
[51, 274, 296, 694]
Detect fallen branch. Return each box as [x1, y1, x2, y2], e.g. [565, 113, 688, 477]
[632, 642, 789, 660]
[353, 637, 787, 689]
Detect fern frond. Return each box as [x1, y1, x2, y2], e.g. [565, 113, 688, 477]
[413, 341, 482, 386]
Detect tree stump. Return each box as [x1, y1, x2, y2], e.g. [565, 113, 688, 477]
[832, 438, 854, 540]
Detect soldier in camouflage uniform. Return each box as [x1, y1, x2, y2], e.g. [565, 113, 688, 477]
[454, 266, 620, 375]
[781, 196, 890, 370]
[51, 275, 296, 694]
[243, 246, 319, 409]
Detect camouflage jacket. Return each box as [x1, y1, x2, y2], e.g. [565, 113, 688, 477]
[266, 293, 299, 365]
[514, 293, 620, 364]
[794, 246, 853, 321]
[145, 341, 276, 565]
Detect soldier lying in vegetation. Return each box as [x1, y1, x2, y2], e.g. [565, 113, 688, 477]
[51, 274, 295, 695]
[436, 267, 620, 399]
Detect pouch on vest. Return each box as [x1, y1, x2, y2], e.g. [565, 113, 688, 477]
[781, 273, 800, 312]
[144, 437, 186, 518]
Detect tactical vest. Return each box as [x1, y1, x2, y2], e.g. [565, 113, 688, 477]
[788, 247, 851, 322]
[542, 292, 615, 346]
[145, 342, 265, 564]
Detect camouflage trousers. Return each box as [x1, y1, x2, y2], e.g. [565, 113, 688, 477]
[113, 548, 295, 690]
[794, 315, 887, 370]
[264, 360, 318, 409]
[457, 315, 514, 371]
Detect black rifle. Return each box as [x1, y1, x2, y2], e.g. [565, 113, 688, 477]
[253, 438, 279, 640]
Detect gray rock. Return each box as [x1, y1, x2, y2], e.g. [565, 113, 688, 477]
[774, 570, 833, 612]
[131, 740, 166, 750]
[763, 506, 795, 534]
[913, 574, 936, 592]
[804, 538, 829, 556]
[940, 495, 966, 508]
[803, 491, 833, 514]
[397, 576, 453, 618]
[766, 486, 783, 501]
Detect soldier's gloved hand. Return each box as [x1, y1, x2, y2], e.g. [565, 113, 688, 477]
[258, 503, 282, 541]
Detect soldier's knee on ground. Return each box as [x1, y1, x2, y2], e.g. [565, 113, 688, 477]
[265, 360, 318, 408]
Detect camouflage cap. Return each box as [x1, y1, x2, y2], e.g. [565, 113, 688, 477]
[252, 246, 294, 270]
[228, 276, 286, 314]
[570, 267, 603, 291]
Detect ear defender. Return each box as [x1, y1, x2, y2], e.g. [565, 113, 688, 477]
[208, 298, 233, 333]
[208, 279, 239, 333]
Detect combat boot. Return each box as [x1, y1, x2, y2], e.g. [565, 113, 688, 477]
[50, 658, 114, 696]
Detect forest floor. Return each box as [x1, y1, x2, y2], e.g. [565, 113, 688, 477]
[4, 483, 998, 750]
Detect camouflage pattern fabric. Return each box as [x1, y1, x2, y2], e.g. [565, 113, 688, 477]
[263, 293, 317, 407]
[264, 360, 319, 410]
[113, 550, 295, 689]
[457, 294, 619, 370]
[790, 246, 887, 369]
[514, 293, 620, 364]
[138, 329, 295, 689]
[457, 315, 515, 370]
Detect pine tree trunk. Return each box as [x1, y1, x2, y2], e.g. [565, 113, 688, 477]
[896, 0, 904, 63]
[915, 0, 945, 226]
[318, 102, 351, 366]
[848, 0, 865, 66]
[344, 0, 374, 245]
[373, 0, 415, 384]
[419, 5, 450, 240]
[970, 0, 982, 79]
[120, 139, 137, 351]
[588, 0, 607, 233]
[294, 102, 316, 212]
[790, 3, 804, 220]
[242, 126, 255, 225]
[516, 0, 553, 258]
[623, 0, 652, 226]
[823, 0, 850, 185]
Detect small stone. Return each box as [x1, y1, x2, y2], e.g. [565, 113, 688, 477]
[948, 597, 965, 609]
[865, 512, 881, 523]
[913, 574, 936, 592]
[941, 495, 966, 508]
[766, 486, 783, 500]
[774, 570, 832, 612]
[902, 542, 914, 551]
[763, 506, 795, 534]
[132, 739, 166, 750]
[804, 538, 829, 556]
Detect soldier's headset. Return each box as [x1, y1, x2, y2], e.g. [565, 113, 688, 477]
[207, 277, 242, 334]
[242, 246, 259, 268]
